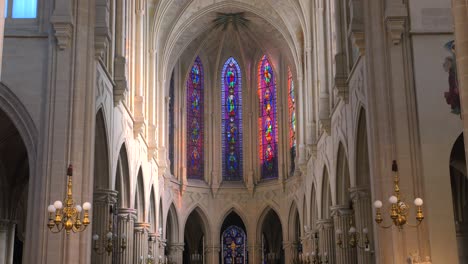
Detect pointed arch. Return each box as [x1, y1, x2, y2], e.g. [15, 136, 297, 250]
[94, 109, 110, 189]
[135, 168, 145, 222]
[321, 167, 332, 219]
[166, 203, 180, 245]
[288, 201, 301, 258]
[258, 55, 279, 179]
[183, 206, 211, 261]
[149, 185, 157, 232]
[222, 57, 243, 181]
[115, 143, 130, 208]
[356, 108, 370, 187]
[336, 142, 351, 206]
[310, 183, 318, 229]
[257, 206, 284, 262]
[187, 56, 205, 179]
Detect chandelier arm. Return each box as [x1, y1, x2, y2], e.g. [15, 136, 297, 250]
[406, 221, 423, 228]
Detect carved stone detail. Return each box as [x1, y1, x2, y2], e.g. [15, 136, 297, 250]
[50, 16, 73, 50]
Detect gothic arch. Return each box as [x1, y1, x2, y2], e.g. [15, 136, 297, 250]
[166, 203, 180, 244]
[94, 109, 111, 189]
[287, 200, 301, 243]
[134, 168, 145, 222]
[182, 205, 212, 239]
[217, 206, 249, 238]
[336, 142, 351, 206]
[115, 143, 131, 208]
[321, 167, 332, 219]
[355, 108, 370, 187]
[256, 205, 283, 242]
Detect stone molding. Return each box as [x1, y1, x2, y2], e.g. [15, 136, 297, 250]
[93, 189, 118, 205]
[50, 15, 73, 50]
[349, 186, 370, 202]
[330, 205, 353, 218]
[316, 218, 334, 230]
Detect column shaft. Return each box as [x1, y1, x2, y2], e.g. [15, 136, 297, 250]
[204, 245, 219, 264]
[168, 242, 184, 263]
[317, 219, 335, 264]
[332, 206, 358, 264]
[91, 189, 118, 264]
[350, 187, 374, 264]
[134, 222, 150, 263]
[0, 220, 15, 264]
[115, 208, 137, 264]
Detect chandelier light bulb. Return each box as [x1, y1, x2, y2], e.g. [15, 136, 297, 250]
[363, 227, 369, 234]
[106, 232, 113, 239]
[48, 204, 56, 213]
[349, 226, 357, 234]
[54, 200, 63, 209]
[374, 200, 383, 208]
[389, 195, 398, 204]
[414, 198, 423, 206]
[75, 205, 82, 213]
[335, 229, 343, 235]
[93, 234, 99, 241]
[83, 202, 92, 211]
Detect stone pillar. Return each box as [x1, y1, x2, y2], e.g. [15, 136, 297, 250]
[331, 206, 358, 264]
[249, 244, 262, 264]
[204, 245, 219, 264]
[453, 0, 468, 166]
[148, 233, 157, 260]
[0, 220, 15, 264]
[133, 222, 150, 264]
[168, 242, 184, 264]
[350, 187, 374, 264]
[283, 241, 296, 264]
[115, 208, 137, 264]
[317, 219, 335, 264]
[91, 189, 118, 264]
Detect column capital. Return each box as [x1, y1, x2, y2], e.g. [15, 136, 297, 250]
[134, 222, 150, 233]
[330, 205, 353, 218]
[316, 218, 334, 230]
[349, 186, 370, 201]
[93, 188, 118, 204]
[117, 207, 138, 221]
[168, 242, 185, 252]
[204, 245, 220, 253]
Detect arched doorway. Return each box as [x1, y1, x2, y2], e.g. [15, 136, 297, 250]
[183, 208, 208, 264]
[220, 211, 247, 264]
[260, 208, 284, 264]
[0, 108, 29, 264]
[449, 133, 468, 263]
[287, 203, 300, 262]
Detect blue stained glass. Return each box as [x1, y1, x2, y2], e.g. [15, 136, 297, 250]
[187, 57, 204, 179]
[222, 57, 243, 181]
[12, 0, 37, 18]
[222, 226, 247, 264]
[258, 55, 278, 179]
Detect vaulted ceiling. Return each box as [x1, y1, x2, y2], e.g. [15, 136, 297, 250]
[149, 0, 311, 81]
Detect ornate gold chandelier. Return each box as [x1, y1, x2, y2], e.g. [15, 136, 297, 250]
[373, 161, 424, 229]
[47, 165, 91, 234]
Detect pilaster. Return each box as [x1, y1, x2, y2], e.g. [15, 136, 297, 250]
[349, 187, 374, 264]
[133, 222, 150, 263]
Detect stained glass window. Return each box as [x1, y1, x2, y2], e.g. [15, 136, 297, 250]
[222, 226, 247, 264]
[169, 71, 175, 175]
[187, 57, 204, 179]
[258, 55, 278, 179]
[222, 57, 243, 181]
[288, 67, 296, 174]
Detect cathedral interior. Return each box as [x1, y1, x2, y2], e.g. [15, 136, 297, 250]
[0, 0, 468, 263]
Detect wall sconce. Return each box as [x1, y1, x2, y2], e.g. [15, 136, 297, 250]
[47, 165, 91, 234]
[373, 161, 424, 229]
[335, 225, 370, 251]
[92, 205, 126, 256]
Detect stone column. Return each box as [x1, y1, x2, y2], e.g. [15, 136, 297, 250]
[133, 222, 150, 264]
[204, 245, 219, 264]
[249, 244, 262, 264]
[115, 208, 137, 264]
[148, 233, 157, 261]
[168, 242, 184, 263]
[317, 219, 335, 264]
[282, 241, 296, 264]
[453, 0, 468, 166]
[91, 189, 118, 264]
[331, 206, 357, 264]
[158, 238, 167, 261]
[0, 220, 15, 264]
[350, 187, 373, 264]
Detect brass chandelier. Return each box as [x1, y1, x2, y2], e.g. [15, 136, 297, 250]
[373, 161, 424, 229]
[92, 205, 127, 256]
[47, 165, 91, 234]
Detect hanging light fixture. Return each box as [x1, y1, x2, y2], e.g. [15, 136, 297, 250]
[47, 165, 92, 234]
[373, 160, 424, 229]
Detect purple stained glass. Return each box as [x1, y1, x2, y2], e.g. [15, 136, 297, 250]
[258, 55, 278, 179]
[222, 226, 246, 264]
[222, 57, 243, 181]
[187, 57, 204, 179]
